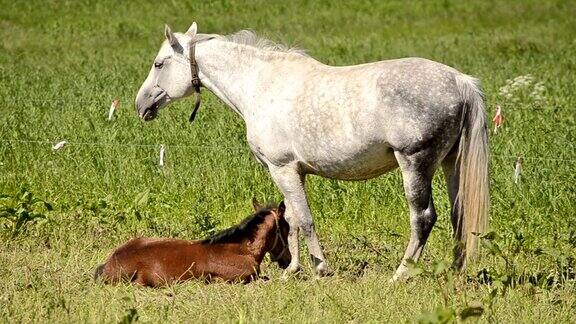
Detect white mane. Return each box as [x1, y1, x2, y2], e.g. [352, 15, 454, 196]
[222, 30, 308, 56]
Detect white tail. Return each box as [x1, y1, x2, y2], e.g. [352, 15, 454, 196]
[454, 74, 490, 262]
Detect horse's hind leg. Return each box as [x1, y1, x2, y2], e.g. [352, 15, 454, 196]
[391, 152, 438, 282]
[442, 154, 465, 269]
[130, 270, 159, 287]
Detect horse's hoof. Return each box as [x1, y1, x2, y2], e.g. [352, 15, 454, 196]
[314, 261, 333, 277]
[281, 264, 301, 280]
[389, 271, 409, 284]
[280, 272, 293, 280]
[314, 271, 334, 280]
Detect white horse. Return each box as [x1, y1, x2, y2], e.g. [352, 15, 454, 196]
[135, 22, 489, 281]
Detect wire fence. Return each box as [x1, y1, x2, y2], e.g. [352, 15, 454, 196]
[2, 137, 573, 197]
[3, 97, 576, 110]
[1, 139, 574, 163]
[1, 136, 574, 194]
[0, 139, 246, 150]
[1, 96, 574, 189]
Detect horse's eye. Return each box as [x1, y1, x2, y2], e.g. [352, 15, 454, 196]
[154, 62, 163, 69]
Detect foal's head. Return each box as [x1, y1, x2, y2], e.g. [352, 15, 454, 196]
[252, 199, 291, 269]
[201, 199, 291, 269]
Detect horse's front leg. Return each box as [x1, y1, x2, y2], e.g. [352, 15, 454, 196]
[268, 165, 330, 277]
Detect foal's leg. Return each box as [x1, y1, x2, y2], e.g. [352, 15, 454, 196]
[132, 271, 154, 287]
[269, 165, 329, 277]
[391, 152, 438, 282]
[442, 155, 465, 269]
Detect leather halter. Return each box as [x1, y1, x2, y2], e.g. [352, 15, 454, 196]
[270, 215, 289, 260]
[188, 42, 202, 123]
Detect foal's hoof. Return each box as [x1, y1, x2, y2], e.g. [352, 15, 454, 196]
[259, 275, 270, 282]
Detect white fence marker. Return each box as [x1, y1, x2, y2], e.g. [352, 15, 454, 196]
[159, 145, 165, 166]
[514, 156, 523, 184]
[52, 140, 68, 150]
[108, 99, 120, 121]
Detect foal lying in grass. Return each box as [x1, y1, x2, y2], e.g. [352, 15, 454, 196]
[94, 200, 290, 286]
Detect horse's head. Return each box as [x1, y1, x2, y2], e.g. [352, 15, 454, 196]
[251, 198, 291, 269]
[267, 201, 291, 269]
[135, 23, 200, 121]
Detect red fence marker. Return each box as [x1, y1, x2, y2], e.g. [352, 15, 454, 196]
[108, 99, 120, 121]
[492, 105, 503, 133]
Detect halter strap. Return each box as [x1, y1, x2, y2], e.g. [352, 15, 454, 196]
[188, 42, 202, 123]
[270, 215, 289, 259]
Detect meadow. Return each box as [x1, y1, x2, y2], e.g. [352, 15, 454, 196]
[1, 0, 575, 322]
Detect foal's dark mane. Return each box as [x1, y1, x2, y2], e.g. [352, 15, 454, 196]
[201, 205, 276, 245]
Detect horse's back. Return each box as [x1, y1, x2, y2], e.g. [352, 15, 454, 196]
[271, 57, 466, 178]
[297, 57, 465, 137]
[371, 57, 465, 154]
[98, 237, 202, 285]
[326, 57, 464, 117]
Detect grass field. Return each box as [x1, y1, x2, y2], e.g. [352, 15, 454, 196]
[1, 0, 575, 322]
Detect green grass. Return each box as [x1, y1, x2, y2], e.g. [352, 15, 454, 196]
[1, 0, 575, 322]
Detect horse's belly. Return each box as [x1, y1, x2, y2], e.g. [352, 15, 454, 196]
[301, 144, 398, 180]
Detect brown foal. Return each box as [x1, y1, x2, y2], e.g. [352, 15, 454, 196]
[94, 200, 290, 286]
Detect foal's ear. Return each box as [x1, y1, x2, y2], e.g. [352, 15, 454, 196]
[277, 201, 286, 217]
[252, 197, 262, 211]
[186, 22, 198, 38]
[164, 24, 178, 47]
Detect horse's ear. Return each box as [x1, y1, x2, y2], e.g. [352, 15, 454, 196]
[186, 22, 198, 38]
[277, 201, 286, 217]
[252, 197, 261, 211]
[164, 24, 177, 47]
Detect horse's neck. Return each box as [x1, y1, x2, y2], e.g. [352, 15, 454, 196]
[204, 222, 273, 263]
[197, 41, 316, 118]
[248, 218, 276, 263]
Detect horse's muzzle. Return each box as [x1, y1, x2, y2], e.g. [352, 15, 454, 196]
[140, 103, 159, 121]
[135, 88, 168, 121]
